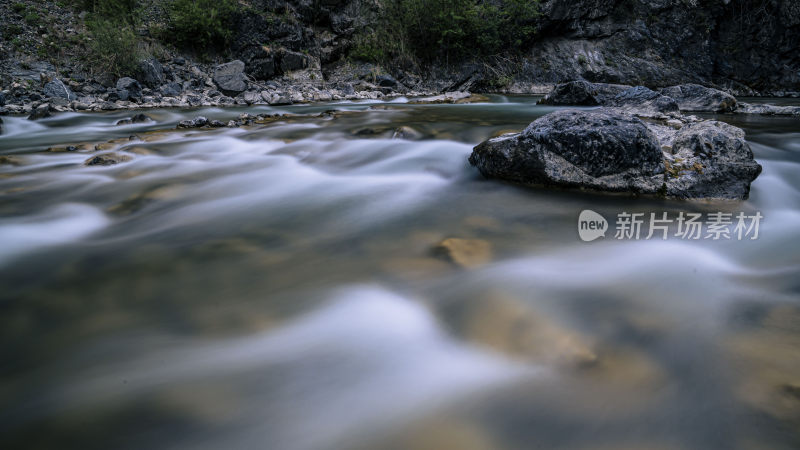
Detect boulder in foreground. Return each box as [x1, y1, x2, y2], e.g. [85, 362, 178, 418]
[469, 109, 761, 200]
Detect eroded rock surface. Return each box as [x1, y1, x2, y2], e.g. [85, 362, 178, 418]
[470, 108, 761, 200]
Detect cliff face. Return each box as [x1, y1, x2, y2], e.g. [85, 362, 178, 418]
[510, 0, 800, 94]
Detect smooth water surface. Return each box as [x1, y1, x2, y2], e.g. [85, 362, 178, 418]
[1, 96, 799, 449]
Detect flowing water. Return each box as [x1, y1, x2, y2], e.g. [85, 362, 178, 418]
[1, 96, 799, 449]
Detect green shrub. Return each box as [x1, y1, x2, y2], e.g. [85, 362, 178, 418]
[351, 0, 540, 65]
[85, 17, 142, 76]
[11, 2, 26, 13]
[169, 0, 237, 52]
[24, 11, 40, 25]
[6, 24, 23, 35]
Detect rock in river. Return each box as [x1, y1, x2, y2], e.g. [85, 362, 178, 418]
[538, 80, 630, 106]
[469, 109, 761, 200]
[27, 104, 51, 121]
[660, 84, 737, 113]
[470, 109, 665, 194]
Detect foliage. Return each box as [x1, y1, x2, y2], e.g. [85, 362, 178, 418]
[168, 0, 238, 52]
[85, 17, 142, 76]
[351, 0, 541, 64]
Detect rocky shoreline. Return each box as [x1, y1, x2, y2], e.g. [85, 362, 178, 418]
[0, 57, 447, 121]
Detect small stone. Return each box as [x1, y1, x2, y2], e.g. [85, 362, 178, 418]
[84, 152, 132, 166]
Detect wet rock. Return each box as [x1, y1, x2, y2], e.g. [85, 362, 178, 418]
[27, 104, 51, 120]
[660, 84, 737, 113]
[665, 120, 762, 199]
[42, 78, 76, 100]
[736, 102, 800, 116]
[116, 77, 142, 100]
[607, 86, 679, 115]
[115, 113, 152, 125]
[471, 109, 761, 200]
[0, 155, 22, 165]
[392, 126, 423, 140]
[470, 109, 665, 194]
[410, 91, 486, 104]
[432, 238, 492, 268]
[84, 152, 133, 166]
[538, 80, 630, 106]
[213, 60, 248, 95]
[177, 116, 209, 128]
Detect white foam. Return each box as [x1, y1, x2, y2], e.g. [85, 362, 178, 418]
[0, 203, 110, 266]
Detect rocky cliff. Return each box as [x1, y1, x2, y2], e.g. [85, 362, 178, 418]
[0, 0, 798, 98]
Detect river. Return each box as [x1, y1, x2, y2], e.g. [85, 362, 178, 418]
[1, 96, 799, 449]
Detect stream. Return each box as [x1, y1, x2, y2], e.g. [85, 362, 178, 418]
[1, 96, 799, 449]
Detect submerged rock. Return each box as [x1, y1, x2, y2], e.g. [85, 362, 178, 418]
[392, 126, 423, 140]
[432, 238, 492, 268]
[660, 84, 737, 113]
[115, 113, 152, 125]
[469, 109, 761, 200]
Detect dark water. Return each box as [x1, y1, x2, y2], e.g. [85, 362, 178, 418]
[1, 96, 799, 450]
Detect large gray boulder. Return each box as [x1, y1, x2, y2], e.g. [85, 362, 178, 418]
[538, 80, 630, 106]
[660, 84, 737, 113]
[213, 60, 248, 95]
[470, 109, 762, 200]
[42, 78, 76, 100]
[138, 58, 165, 88]
[470, 109, 665, 194]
